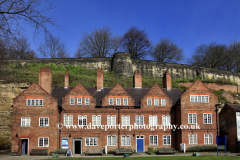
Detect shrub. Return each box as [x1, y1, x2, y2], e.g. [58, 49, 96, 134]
[186, 145, 217, 152]
[0, 137, 11, 149]
[55, 149, 67, 154]
[148, 149, 158, 154]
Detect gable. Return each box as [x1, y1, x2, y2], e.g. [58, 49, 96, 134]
[181, 79, 217, 99]
[62, 82, 95, 106]
[142, 83, 172, 106]
[102, 83, 134, 106]
[13, 82, 57, 106]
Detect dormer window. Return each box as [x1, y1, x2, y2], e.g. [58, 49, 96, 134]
[154, 99, 159, 106]
[190, 95, 209, 103]
[26, 99, 43, 106]
[161, 99, 166, 106]
[147, 98, 152, 106]
[70, 97, 75, 105]
[85, 98, 90, 105]
[123, 98, 128, 105]
[77, 98, 82, 105]
[109, 98, 114, 105]
[116, 98, 121, 105]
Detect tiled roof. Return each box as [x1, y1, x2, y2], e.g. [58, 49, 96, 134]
[227, 103, 240, 112]
[51, 86, 183, 107]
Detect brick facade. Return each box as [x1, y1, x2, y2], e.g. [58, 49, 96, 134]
[219, 104, 240, 152]
[12, 68, 220, 155]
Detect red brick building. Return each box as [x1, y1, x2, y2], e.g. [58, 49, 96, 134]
[12, 67, 218, 155]
[219, 103, 240, 152]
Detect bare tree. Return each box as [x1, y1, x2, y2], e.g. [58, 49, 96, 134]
[121, 26, 151, 59]
[38, 34, 69, 58]
[74, 48, 84, 58]
[227, 41, 240, 72]
[6, 35, 37, 60]
[0, 0, 56, 39]
[78, 26, 120, 57]
[189, 42, 227, 69]
[151, 37, 184, 63]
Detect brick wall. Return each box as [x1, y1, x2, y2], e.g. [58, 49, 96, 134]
[178, 82, 240, 93]
[12, 83, 58, 154]
[178, 80, 218, 149]
[219, 104, 237, 152]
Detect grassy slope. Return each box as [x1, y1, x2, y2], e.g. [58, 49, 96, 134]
[0, 62, 237, 96]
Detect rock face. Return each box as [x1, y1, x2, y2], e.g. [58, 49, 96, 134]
[7, 52, 240, 85]
[112, 52, 133, 77]
[0, 82, 30, 139]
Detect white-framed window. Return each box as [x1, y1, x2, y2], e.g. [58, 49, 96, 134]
[149, 115, 158, 126]
[70, 97, 74, 105]
[26, 99, 43, 106]
[116, 98, 121, 105]
[107, 115, 116, 126]
[163, 135, 171, 145]
[38, 137, 49, 147]
[109, 98, 114, 105]
[64, 115, 73, 126]
[150, 135, 158, 145]
[92, 115, 101, 126]
[77, 98, 82, 105]
[154, 99, 159, 106]
[39, 117, 49, 127]
[107, 135, 116, 146]
[121, 135, 130, 146]
[78, 115, 87, 126]
[136, 115, 144, 126]
[21, 117, 31, 127]
[190, 95, 209, 103]
[85, 137, 97, 146]
[147, 98, 152, 106]
[188, 113, 197, 124]
[161, 99, 166, 106]
[203, 113, 212, 124]
[85, 98, 90, 105]
[123, 98, 128, 105]
[204, 134, 213, 144]
[122, 115, 130, 126]
[189, 134, 197, 145]
[162, 115, 171, 126]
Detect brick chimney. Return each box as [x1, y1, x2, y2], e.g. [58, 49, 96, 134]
[39, 67, 52, 93]
[134, 70, 142, 88]
[97, 67, 103, 91]
[65, 70, 69, 88]
[163, 70, 172, 91]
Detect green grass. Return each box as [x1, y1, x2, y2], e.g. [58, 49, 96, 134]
[45, 155, 239, 160]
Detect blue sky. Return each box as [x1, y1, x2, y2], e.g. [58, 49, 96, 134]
[24, 0, 240, 63]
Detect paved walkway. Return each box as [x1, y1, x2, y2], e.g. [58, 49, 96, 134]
[0, 152, 239, 160]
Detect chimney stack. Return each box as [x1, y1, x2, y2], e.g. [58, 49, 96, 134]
[163, 70, 172, 91]
[65, 70, 69, 88]
[97, 67, 103, 91]
[39, 67, 52, 93]
[134, 70, 142, 88]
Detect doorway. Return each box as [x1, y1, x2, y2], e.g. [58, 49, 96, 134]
[21, 139, 28, 155]
[73, 138, 82, 154]
[136, 135, 144, 152]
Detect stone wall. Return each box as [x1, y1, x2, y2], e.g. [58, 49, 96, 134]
[7, 52, 240, 85]
[0, 82, 30, 139]
[178, 82, 240, 93]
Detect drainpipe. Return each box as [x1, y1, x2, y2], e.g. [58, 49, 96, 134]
[117, 107, 120, 148]
[215, 104, 219, 136]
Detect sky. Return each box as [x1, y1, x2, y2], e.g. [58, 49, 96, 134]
[24, 0, 240, 64]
